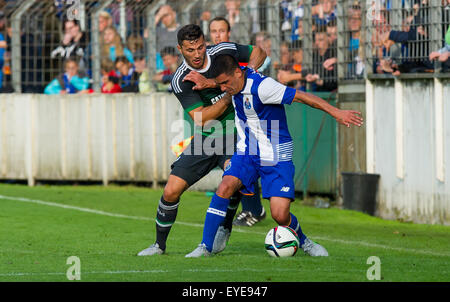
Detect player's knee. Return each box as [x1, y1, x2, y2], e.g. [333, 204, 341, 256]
[216, 184, 234, 199]
[271, 210, 290, 226]
[216, 179, 238, 199]
[163, 185, 183, 202]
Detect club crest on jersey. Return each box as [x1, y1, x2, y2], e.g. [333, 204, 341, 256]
[244, 97, 252, 110]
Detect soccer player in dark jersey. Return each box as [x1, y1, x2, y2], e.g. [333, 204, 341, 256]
[137, 24, 266, 256]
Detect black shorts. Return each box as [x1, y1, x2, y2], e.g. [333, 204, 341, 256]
[170, 133, 237, 187]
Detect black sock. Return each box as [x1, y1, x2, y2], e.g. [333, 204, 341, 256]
[222, 192, 241, 231]
[155, 196, 179, 251]
[240, 182, 263, 216]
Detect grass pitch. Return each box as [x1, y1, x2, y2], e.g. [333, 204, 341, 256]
[0, 183, 449, 282]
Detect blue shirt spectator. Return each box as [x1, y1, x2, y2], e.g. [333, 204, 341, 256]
[44, 59, 90, 95]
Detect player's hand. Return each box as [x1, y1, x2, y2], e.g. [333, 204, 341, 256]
[183, 71, 216, 90]
[335, 110, 364, 128]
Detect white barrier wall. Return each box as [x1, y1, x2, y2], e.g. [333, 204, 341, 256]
[0, 93, 186, 187]
[366, 77, 450, 225]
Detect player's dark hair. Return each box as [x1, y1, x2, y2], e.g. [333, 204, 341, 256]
[210, 54, 240, 78]
[208, 16, 231, 32]
[177, 24, 204, 46]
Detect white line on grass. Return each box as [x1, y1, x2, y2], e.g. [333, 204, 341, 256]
[2, 267, 448, 278]
[1, 194, 449, 258]
[0, 268, 301, 278]
[0, 267, 359, 278]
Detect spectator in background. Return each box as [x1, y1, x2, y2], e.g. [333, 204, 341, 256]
[51, 18, 88, 74]
[293, 18, 304, 42]
[102, 25, 134, 64]
[322, 19, 338, 76]
[225, 0, 250, 44]
[327, 18, 337, 45]
[381, 1, 434, 73]
[4, 20, 42, 93]
[281, 0, 293, 33]
[126, 33, 148, 91]
[127, 33, 145, 59]
[154, 4, 180, 72]
[115, 56, 140, 93]
[85, 11, 113, 73]
[152, 46, 179, 92]
[99, 11, 114, 44]
[429, 25, 450, 70]
[208, 16, 251, 69]
[209, 17, 232, 45]
[307, 26, 337, 92]
[273, 41, 292, 72]
[312, 0, 337, 27]
[280, 0, 304, 40]
[44, 58, 91, 95]
[274, 41, 299, 88]
[346, 4, 364, 77]
[109, 0, 134, 35]
[253, 31, 272, 75]
[277, 40, 307, 91]
[135, 54, 152, 93]
[101, 57, 122, 94]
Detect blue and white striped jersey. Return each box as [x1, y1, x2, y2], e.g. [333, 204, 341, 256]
[232, 68, 297, 165]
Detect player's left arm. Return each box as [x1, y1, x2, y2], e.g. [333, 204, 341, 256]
[246, 45, 266, 70]
[184, 43, 266, 90]
[292, 91, 363, 128]
[258, 77, 363, 128]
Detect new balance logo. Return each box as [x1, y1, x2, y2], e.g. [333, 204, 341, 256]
[280, 187, 290, 192]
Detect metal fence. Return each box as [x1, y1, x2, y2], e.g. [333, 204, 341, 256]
[0, 0, 449, 94]
[362, 0, 450, 77]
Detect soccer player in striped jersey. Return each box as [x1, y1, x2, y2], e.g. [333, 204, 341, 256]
[137, 24, 267, 256]
[186, 54, 363, 257]
[208, 16, 267, 228]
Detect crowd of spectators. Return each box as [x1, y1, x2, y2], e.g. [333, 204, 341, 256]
[275, 0, 340, 91]
[0, 0, 449, 95]
[371, 0, 450, 75]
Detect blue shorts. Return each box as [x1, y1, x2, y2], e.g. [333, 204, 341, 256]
[223, 154, 295, 200]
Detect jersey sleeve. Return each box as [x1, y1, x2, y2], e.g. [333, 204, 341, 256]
[210, 42, 252, 63]
[257, 77, 297, 105]
[171, 74, 203, 112]
[235, 43, 253, 63]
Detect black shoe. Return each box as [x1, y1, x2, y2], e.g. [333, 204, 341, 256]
[233, 208, 266, 227]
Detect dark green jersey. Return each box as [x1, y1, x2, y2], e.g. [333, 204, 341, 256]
[171, 42, 253, 137]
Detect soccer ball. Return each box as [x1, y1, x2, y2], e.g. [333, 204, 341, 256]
[264, 226, 299, 257]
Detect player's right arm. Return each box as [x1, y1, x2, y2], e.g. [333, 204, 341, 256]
[184, 43, 266, 91]
[172, 72, 232, 127]
[187, 93, 232, 127]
